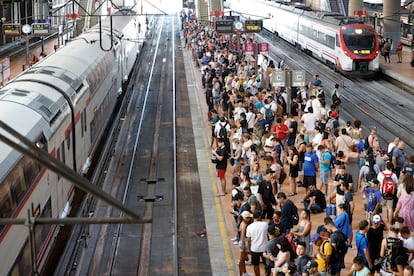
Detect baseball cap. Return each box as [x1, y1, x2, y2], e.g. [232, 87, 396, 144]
[241, 211, 253, 220]
[265, 168, 275, 175]
[372, 214, 381, 224]
[331, 111, 338, 118]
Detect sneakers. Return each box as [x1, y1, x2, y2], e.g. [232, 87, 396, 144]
[233, 240, 239, 245]
[231, 237, 238, 241]
[242, 273, 253, 276]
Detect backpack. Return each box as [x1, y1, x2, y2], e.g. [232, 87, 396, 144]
[284, 234, 298, 261]
[325, 118, 337, 131]
[387, 146, 395, 160]
[382, 238, 409, 272]
[290, 200, 299, 226]
[331, 230, 347, 256]
[365, 164, 377, 182]
[264, 106, 274, 122]
[218, 122, 228, 138]
[327, 151, 336, 169]
[381, 172, 396, 200]
[364, 135, 371, 150]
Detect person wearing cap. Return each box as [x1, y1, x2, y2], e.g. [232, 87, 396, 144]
[367, 214, 388, 273]
[246, 210, 268, 276]
[363, 179, 382, 222]
[257, 168, 277, 219]
[355, 220, 373, 270]
[238, 210, 253, 276]
[346, 256, 372, 276]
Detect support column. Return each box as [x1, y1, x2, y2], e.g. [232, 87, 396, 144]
[348, 0, 363, 17]
[383, 0, 401, 52]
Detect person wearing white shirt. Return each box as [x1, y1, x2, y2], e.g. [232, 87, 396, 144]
[377, 162, 399, 224]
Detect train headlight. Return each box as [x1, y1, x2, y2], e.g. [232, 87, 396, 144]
[355, 29, 363, 35]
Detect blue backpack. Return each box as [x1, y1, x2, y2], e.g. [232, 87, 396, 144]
[264, 106, 274, 122]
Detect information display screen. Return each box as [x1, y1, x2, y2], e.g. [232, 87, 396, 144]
[3, 24, 21, 36]
[215, 20, 233, 33]
[32, 23, 50, 36]
[244, 20, 263, 33]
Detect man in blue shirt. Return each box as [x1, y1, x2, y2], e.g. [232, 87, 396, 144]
[318, 144, 331, 195]
[303, 144, 319, 191]
[355, 220, 373, 270]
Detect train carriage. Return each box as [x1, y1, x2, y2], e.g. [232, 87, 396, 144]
[226, 0, 380, 75]
[0, 11, 142, 275]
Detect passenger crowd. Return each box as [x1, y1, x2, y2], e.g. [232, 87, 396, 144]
[183, 17, 414, 276]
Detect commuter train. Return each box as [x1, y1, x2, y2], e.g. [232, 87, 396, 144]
[225, 0, 381, 74]
[0, 10, 143, 275]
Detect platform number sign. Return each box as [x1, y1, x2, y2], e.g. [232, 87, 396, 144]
[272, 71, 286, 87]
[259, 43, 269, 55]
[244, 43, 255, 55]
[32, 23, 51, 36]
[292, 70, 305, 87]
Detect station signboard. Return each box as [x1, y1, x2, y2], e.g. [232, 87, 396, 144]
[244, 20, 263, 33]
[215, 20, 233, 33]
[272, 71, 286, 87]
[3, 24, 21, 36]
[32, 23, 51, 36]
[244, 43, 255, 55]
[292, 70, 306, 87]
[258, 43, 269, 55]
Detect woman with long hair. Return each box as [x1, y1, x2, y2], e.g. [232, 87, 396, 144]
[394, 183, 414, 231]
[273, 237, 294, 274]
[286, 145, 299, 196]
[291, 209, 312, 255]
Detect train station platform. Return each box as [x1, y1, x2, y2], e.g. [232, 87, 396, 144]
[379, 45, 414, 89]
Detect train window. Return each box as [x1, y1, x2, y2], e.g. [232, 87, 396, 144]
[11, 167, 26, 203]
[34, 198, 52, 257]
[23, 157, 42, 187]
[67, 131, 71, 150]
[84, 111, 87, 133]
[81, 112, 84, 137]
[9, 239, 31, 276]
[61, 141, 66, 164]
[0, 176, 14, 219]
[336, 34, 340, 47]
[57, 148, 61, 181]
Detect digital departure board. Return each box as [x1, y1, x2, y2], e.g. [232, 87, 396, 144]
[3, 24, 21, 36]
[244, 20, 263, 33]
[32, 23, 50, 36]
[215, 20, 233, 33]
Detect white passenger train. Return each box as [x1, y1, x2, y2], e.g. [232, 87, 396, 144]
[0, 11, 143, 275]
[225, 0, 381, 74]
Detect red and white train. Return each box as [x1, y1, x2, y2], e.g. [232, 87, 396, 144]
[225, 0, 381, 75]
[0, 10, 143, 275]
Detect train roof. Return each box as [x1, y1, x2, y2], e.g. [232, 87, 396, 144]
[0, 101, 47, 181]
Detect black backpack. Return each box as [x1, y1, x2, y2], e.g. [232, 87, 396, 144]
[289, 200, 299, 226]
[218, 122, 228, 138]
[332, 230, 347, 256]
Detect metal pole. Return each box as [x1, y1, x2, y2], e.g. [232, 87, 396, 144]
[25, 35, 29, 68]
[286, 70, 292, 116]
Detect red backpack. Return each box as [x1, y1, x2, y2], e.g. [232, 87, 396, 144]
[381, 172, 395, 200]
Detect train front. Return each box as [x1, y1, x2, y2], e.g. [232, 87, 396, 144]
[338, 24, 380, 76]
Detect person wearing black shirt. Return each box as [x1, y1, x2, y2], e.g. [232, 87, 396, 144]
[257, 168, 277, 219]
[276, 192, 297, 234]
[303, 184, 326, 213]
[213, 138, 229, 196]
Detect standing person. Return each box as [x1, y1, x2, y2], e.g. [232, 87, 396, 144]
[377, 162, 399, 224]
[331, 84, 341, 106]
[392, 140, 406, 178]
[397, 41, 403, 63]
[394, 184, 414, 232]
[382, 39, 391, 63]
[286, 145, 299, 196]
[215, 116, 231, 153]
[276, 192, 298, 234]
[247, 210, 269, 276]
[238, 211, 253, 276]
[303, 144, 319, 191]
[346, 144, 361, 193]
[212, 138, 229, 196]
[367, 214, 388, 274]
[365, 127, 380, 156]
[257, 168, 278, 219]
[355, 220, 373, 270]
[364, 179, 382, 222]
[380, 224, 409, 275]
[324, 217, 348, 276]
[334, 203, 352, 247]
[318, 144, 331, 195]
